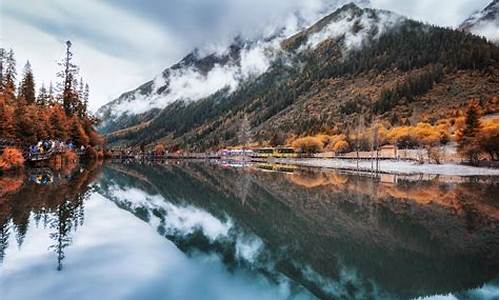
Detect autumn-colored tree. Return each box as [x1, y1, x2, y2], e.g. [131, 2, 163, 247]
[457, 100, 482, 164]
[15, 105, 38, 144]
[332, 140, 349, 154]
[49, 105, 70, 141]
[0, 147, 25, 172]
[478, 118, 499, 160]
[70, 118, 89, 146]
[292, 136, 323, 154]
[0, 97, 16, 139]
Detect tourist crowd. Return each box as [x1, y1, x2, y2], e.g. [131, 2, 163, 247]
[28, 139, 86, 157]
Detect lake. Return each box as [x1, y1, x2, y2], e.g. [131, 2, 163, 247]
[0, 160, 498, 300]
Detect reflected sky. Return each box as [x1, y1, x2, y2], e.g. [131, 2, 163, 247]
[1, 193, 312, 300]
[0, 161, 498, 300]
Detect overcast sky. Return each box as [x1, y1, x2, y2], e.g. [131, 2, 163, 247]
[0, 0, 491, 111]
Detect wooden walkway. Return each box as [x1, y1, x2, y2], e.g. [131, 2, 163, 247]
[113, 153, 221, 160]
[0, 139, 85, 162]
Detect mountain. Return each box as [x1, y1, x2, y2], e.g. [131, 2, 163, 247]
[96, 0, 374, 135]
[98, 3, 499, 150]
[459, 0, 499, 42]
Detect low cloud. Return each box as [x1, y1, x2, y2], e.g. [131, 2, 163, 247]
[302, 8, 404, 51]
[470, 20, 500, 42]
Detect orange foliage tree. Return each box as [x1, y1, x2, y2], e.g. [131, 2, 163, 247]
[292, 137, 323, 154]
[457, 100, 482, 164]
[0, 147, 25, 172]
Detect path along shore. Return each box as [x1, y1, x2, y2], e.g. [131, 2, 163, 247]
[260, 157, 499, 176]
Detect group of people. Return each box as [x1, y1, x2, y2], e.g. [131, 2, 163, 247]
[28, 139, 86, 158]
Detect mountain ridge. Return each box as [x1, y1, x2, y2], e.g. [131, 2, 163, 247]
[98, 3, 498, 151]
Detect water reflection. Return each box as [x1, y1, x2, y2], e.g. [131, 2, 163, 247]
[0, 161, 102, 270]
[0, 160, 498, 300]
[98, 161, 498, 300]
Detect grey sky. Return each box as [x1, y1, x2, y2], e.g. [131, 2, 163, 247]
[0, 0, 491, 111]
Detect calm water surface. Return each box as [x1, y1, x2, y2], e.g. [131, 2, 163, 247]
[0, 161, 498, 300]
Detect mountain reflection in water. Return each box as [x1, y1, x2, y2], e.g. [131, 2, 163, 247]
[0, 161, 498, 300]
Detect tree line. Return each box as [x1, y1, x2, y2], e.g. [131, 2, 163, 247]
[286, 99, 498, 165]
[0, 41, 102, 147]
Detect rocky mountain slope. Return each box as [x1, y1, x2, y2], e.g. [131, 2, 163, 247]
[459, 0, 499, 42]
[98, 3, 499, 150]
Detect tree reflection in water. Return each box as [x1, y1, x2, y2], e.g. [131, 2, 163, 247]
[0, 161, 102, 270]
[0, 159, 497, 300]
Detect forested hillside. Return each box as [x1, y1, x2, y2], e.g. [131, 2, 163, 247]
[102, 4, 498, 152]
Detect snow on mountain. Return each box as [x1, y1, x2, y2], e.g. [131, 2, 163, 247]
[96, 1, 386, 133]
[294, 4, 404, 52]
[459, 0, 499, 42]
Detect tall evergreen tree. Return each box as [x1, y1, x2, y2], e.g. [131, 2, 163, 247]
[48, 81, 56, 105]
[0, 48, 5, 94]
[83, 83, 89, 115]
[57, 41, 79, 116]
[18, 61, 36, 105]
[4, 49, 17, 101]
[37, 83, 49, 106]
[457, 100, 482, 164]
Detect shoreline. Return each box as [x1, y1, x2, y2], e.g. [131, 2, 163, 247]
[265, 157, 499, 176]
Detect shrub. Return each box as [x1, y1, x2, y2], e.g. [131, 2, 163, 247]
[332, 140, 349, 154]
[0, 147, 25, 172]
[292, 137, 323, 154]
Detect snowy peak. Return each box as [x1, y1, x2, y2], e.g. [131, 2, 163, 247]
[282, 3, 404, 52]
[459, 0, 499, 42]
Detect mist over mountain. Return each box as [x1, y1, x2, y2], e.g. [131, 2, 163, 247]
[96, 0, 372, 133]
[97, 2, 498, 150]
[459, 0, 499, 42]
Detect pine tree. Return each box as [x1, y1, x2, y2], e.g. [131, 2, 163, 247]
[18, 61, 36, 105]
[78, 77, 84, 100]
[4, 49, 17, 102]
[0, 48, 5, 94]
[57, 41, 79, 116]
[37, 83, 49, 106]
[48, 81, 56, 105]
[457, 100, 482, 164]
[83, 83, 89, 116]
